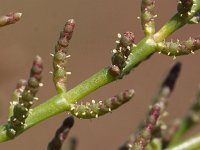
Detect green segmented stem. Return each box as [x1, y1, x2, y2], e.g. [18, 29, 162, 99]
[9, 79, 27, 118]
[7, 56, 43, 137]
[48, 116, 74, 150]
[53, 19, 75, 94]
[109, 32, 135, 76]
[70, 89, 135, 119]
[0, 0, 200, 143]
[153, 0, 200, 42]
[141, 0, 156, 35]
[156, 36, 200, 57]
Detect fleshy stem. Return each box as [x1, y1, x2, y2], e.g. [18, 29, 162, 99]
[9, 79, 27, 118]
[109, 32, 135, 77]
[123, 0, 200, 74]
[153, 0, 200, 43]
[6, 56, 43, 137]
[0, 0, 200, 143]
[165, 134, 200, 150]
[52, 19, 75, 94]
[141, 0, 156, 35]
[0, 12, 22, 27]
[48, 116, 74, 150]
[156, 36, 200, 57]
[168, 87, 200, 147]
[0, 68, 114, 142]
[70, 89, 135, 119]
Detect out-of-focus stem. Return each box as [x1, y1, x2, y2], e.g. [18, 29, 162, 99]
[165, 134, 200, 150]
[0, 12, 22, 27]
[70, 89, 134, 119]
[48, 116, 74, 150]
[141, 0, 156, 35]
[53, 19, 75, 94]
[168, 87, 200, 147]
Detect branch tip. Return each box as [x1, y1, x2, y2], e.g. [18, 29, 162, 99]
[48, 116, 75, 150]
[161, 62, 181, 92]
[53, 19, 76, 94]
[0, 12, 22, 27]
[70, 89, 135, 119]
[7, 56, 43, 137]
[141, 0, 156, 35]
[109, 32, 135, 77]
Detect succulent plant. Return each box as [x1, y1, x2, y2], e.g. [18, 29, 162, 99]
[0, 0, 200, 149]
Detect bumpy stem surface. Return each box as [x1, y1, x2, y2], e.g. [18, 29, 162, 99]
[0, 12, 22, 27]
[70, 89, 134, 119]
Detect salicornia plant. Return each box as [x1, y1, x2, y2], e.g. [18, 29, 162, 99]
[1, 0, 200, 149]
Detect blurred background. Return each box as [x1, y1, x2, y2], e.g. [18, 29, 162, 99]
[0, 0, 200, 149]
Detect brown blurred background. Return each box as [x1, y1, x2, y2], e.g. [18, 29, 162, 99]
[0, 0, 200, 149]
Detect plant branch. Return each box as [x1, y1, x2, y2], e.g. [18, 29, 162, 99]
[119, 62, 181, 150]
[168, 87, 200, 147]
[153, 0, 200, 42]
[156, 36, 200, 56]
[0, 12, 22, 27]
[0, 0, 200, 144]
[0, 68, 114, 142]
[165, 134, 200, 150]
[48, 116, 74, 150]
[52, 19, 75, 94]
[141, 0, 156, 35]
[70, 89, 134, 119]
